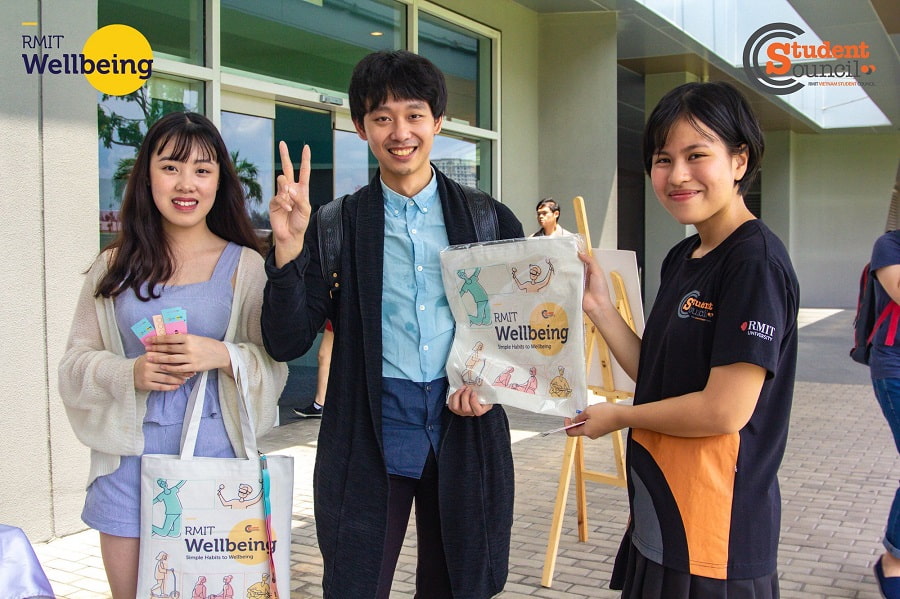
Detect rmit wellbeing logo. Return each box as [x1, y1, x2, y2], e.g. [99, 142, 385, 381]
[743, 22, 876, 95]
[21, 23, 153, 96]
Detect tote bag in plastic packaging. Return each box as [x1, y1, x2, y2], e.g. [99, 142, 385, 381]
[440, 236, 587, 417]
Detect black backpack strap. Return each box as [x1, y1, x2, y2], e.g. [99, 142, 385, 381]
[316, 195, 347, 296]
[460, 184, 499, 242]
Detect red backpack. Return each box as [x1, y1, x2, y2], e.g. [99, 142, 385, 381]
[851, 262, 900, 365]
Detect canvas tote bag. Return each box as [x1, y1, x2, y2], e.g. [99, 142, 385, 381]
[137, 345, 293, 599]
[440, 236, 588, 417]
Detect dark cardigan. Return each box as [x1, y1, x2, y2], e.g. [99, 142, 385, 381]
[262, 168, 524, 598]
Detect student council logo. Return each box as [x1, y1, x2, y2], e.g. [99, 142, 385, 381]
[742, 22, 876, 95]
[677, 291, 714, 322]
[22, 23, 153, 95]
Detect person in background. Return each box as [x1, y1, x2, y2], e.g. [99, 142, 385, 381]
[58, 112, 287, 599]
[569, 81, 799, 598]
[530, 197, 572, 237]
[866, 168, 900, 599]
[293, 320, 333, 418]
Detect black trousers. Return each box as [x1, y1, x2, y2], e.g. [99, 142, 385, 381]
[376, 450, 453, 599]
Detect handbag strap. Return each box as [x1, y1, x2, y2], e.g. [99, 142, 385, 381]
[179, 343, 258, 460]
[260, 455, 280, 597]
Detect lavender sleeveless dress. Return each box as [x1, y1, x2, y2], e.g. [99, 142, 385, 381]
[81, 242, 241, 537]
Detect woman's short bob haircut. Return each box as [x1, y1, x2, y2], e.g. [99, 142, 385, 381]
[643, 81, 764, 197]
[348, 50, 447, 126]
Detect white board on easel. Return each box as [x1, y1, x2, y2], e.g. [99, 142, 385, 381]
[585, 248, 644, 395]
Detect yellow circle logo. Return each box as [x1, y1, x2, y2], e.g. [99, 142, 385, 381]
[528, 302, 569, 356]
[81, 24, 153, 95]
[226, 519, 277, 566]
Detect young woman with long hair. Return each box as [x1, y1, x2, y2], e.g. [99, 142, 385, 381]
[59, 112, 287, 598]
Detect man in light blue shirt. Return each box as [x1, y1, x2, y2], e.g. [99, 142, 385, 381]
[381, 172, 454, 479]
[262, 50, 525, 598]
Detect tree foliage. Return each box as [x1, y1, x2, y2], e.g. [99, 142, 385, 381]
[98, 87, 177, 153]
[231, 150, 263, 206]
[98, 89, 264, 211]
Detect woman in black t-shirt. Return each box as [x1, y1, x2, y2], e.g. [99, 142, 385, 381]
[568, 82, 799, 599]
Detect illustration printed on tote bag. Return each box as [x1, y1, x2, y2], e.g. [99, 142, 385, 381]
[191, 575, 207, 599]
[149, 551, 177, 598]
[493, 366, 514, 387]
[549, 366, 573, 398]
[207, 574, 233, 599]
[151, 479, 186, 538]
[461, 341, 487, 386]
[457, 268, 491, 325]
[509, 366, 539, 394]
[511, 259, 555, 293]
[246, 573, 273, 599]
[216, 482, 262, 509]
[451, 254, 572, 398]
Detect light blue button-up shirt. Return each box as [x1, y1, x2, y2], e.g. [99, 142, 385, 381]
[381, 171, 454, 382]
[380, 170, 455, 478]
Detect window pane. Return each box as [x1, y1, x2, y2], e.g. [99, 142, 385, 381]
[432, 134, 491, 194]
[221, 0, 404, 93]
[98, 0, 203, 64]
[418, 13, 491, 129]
[221, 112, 276, 233]
[274, 105, 334, 209]
[98, 76, 203, 248]
[335, 131, 490, 195]
[334, 130, 377, 196]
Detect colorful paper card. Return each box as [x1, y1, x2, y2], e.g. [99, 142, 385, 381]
[130, 318, 156, 344]
[161, 307, 188, 335]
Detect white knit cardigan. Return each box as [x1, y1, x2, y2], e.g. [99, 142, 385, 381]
[58, 246, 288, 487]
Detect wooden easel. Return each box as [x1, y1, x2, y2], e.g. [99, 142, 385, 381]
[541, 196, 637, 588]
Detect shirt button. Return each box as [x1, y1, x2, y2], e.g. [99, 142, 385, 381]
[416, 265, 423, 272]
[423, 345, 429, 351]
[394, 210, 399, 216]
[411, 229, 417, 235]
[425, 385, 432, 392]
[419, 305, 425, 311]
[427, 424, 434, 431]
[423, 208, 428, 213]
[408, 200, 414, 206]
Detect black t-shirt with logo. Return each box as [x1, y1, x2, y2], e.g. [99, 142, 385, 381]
[625, 219, 799, 580]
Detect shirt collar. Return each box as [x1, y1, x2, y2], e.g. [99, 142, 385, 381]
[381, 167, 439, 214]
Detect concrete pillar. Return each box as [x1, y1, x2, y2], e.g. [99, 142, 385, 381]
[538, 11, 618, 248]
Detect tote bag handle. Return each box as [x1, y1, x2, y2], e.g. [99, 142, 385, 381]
[179, 343, 256, 460]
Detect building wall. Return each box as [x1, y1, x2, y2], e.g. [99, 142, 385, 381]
[1, 0, 98, 541]
[1, 1, 51, 542]
[537, 11, 618, 248]
[761, 130, 795, 252]
[642, 72, 698, 310]
[791, 132, 900, 307]
[439, 0, 541, 222]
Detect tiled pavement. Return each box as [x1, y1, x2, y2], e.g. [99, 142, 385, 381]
[31, 309, 896, 598]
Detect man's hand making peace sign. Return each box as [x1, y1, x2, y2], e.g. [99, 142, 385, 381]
[270, 141, 312, 268]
